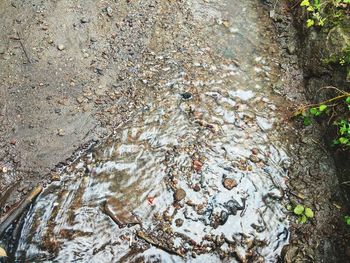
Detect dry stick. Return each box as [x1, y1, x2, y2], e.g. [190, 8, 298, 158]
[295, 93, 350, 116]
[16, 32, 32, 64]
[136, 231, 185, 258]
[0, 185, 42, 236]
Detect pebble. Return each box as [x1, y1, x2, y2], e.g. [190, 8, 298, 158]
[175, 218, 184, 227]
[193, 184, 201, 192]
[57, 44, 65, 51]
[76, 96, 85, 104]
[249, 154, 260, 163]
[51, 173, 60, 181]
[106, 6, 113, 17]
[223, 178, 237, 190]
[193, 160, 202, 172]
[81, 17, 90, 23]
[181, 92, 192, 100]
[57, 129, 65, 136]
[174, 188, 186, 202]
[251, 148, 259, 155]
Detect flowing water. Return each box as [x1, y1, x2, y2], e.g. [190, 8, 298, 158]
[14, 1, 294, 262]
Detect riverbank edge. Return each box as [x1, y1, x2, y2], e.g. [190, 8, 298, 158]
[262, 0, 350, 262]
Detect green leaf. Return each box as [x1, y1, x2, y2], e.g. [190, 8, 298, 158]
[300, 0, 310, 6]
[0, 247, 7, 257]
[294, 204, 305, 215]
[338, 137, 349, 144]
[307, 6, 315, 11]
[306, 19, 315, 27]
[319, 104, 327, 112]
[346, 97, 350, 104]
[303, 117, 312, 126]
[305, 207, 314, 218]
[298, 214, 308, 223]
[332, 139, 340, 145]
[345, 216, 350, 225]
[309, 107, 320, 116]
[286, 204, 292, 211]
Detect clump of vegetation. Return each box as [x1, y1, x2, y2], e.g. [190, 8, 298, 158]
[345, 215, 350, 225]
[287, 204, 315, 223]
[294, 90, 350, 147]
[298, 0, 350, 28]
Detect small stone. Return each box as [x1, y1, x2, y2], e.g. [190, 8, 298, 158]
[287, 43, 296, 55]
[249, 154, 260, 163]
[57, 129, 65, 136]
[175, 218, 184, 227]
[251, 148, 259, 155]
[2, 166, 8, 173]
[80, 17, 90, 23]
[174, 188, 186, 202]
[10, 139, 16, 145]
[223, 178, 237, 190]
[193, 184, 201, 192]
[193, 160, 202, 172]
[105, 6, 113, 17]
[57, 44, 65, 51]
[181, 92, 192, 100]
[76, 96, 85, 104]
[51, 173, 60, 181]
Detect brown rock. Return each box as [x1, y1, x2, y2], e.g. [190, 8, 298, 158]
[223, 178, 237, 190]
[193, 184, 201, 192]
[249, 154, 260, 163]
[174, 188, 186, 202]
[251, 148, 259, 155]
[104, 197, 140, 228]
[193, 160, 202, 172]
[175, 218, 184, 227]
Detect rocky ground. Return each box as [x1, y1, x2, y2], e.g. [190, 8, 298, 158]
[0, 0, 349, 262]
[0, 0, 153, 209]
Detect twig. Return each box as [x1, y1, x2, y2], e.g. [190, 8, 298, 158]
[294, 93, 350, 116]
[136, 230, 185, 258]
[0, 185, 42, 236]
[16, 32, 33, 64]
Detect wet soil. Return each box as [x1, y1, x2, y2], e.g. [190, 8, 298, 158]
[0, 0, 349, 262]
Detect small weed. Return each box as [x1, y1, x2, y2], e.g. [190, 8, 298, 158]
[298, 0, 350, 28]
[294, 93, 350, 148]
[345, 215, 350, 225]
[287, 204, 314, 223]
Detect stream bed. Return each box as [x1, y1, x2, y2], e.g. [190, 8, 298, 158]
[11, 0, 298, 262]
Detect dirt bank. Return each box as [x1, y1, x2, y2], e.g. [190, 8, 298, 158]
[0, 0, 154, 211]
[264, 0, 350, 262]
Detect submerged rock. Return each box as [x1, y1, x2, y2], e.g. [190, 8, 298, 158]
[174, 188, 186, 202]
[104, 197, 140, 228]
[223, 178, 237, 190]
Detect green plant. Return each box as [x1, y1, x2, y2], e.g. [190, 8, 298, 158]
[295, 103, 328, 126]
[298, 0, 350, 27]
[333, 119, 350, 145]
[345, 215, 350, 225]
[294, 92, 350, 148]
[287, 204, 315, 223]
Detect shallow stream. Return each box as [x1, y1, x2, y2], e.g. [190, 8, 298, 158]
[13, 1, 295, 262]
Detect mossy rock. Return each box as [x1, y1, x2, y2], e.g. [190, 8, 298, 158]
[326, 22, 350, 58]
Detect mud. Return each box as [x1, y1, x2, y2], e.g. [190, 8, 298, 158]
[0, 0, 349, 262]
